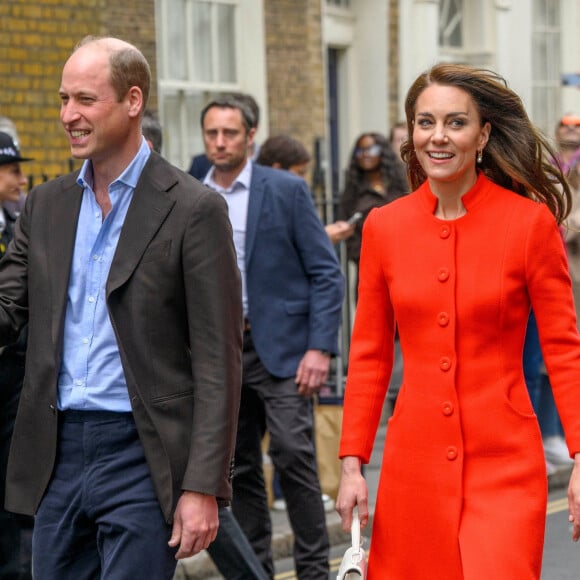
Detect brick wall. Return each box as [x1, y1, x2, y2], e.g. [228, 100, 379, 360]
[0, 0, 156, 186]
[388, 0, 402, 127]
[263, 0, 326, 175]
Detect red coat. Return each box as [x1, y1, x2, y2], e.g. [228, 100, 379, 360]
[340, 173, 580, 579]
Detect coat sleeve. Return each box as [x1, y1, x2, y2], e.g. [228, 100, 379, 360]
[290, 179, 344, 353]
[339, 208, 396, 463]
[180, 191, 243, 498]
[0, 187, 32, 345]
[526, 204, 580, 456]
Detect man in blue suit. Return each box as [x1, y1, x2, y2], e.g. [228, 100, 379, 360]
[201, 96, 344, 579]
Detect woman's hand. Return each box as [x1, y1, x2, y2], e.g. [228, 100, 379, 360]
[325, 221, 355, 244]
[335, 456, 369, 531]
[568, 455, 580, 541]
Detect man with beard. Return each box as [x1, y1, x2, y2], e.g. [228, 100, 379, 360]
[201, 96, 344, 579]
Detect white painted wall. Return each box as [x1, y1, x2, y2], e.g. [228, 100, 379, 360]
[398, 0, 440, 114]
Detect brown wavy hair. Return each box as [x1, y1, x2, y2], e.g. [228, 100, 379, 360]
[400, 63, 571, 224]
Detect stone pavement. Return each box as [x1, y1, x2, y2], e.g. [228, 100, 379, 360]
[174, 421, 572, 579]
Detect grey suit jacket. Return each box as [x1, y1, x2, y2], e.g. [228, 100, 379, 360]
[0, 152, 243, 521]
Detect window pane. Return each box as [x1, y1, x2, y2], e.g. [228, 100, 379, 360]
[536, 0, 547, 22]
[162, 92, 208, 170]
[162, 93, 183, 163]
[546, 2, 558, 26]
[531, 0, 560, 135]
[533, 32, 548, 80]
[217, 3, 236, 83]
[192, 1, 213, 82]
[439, 0, 463, 48]
[185, 92, 208, 159]
[535, 0, 559, 26]
[166, 0, 188, 80]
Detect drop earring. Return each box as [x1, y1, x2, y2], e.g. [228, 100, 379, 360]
[477, 149, 483, 164]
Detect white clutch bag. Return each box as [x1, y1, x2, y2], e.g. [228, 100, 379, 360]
[336, 509, 367, 580]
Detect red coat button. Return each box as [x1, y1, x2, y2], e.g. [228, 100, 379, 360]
[437, 268, 449, 282]
[437, 312, 449, 326]
[442, 401, 454, 416]
[439, 356, 451, 371]
[446, 446, 458, 460]
[440, 226, 451, 239]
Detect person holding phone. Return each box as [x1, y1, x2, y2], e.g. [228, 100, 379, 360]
[339, 131, 409, 276]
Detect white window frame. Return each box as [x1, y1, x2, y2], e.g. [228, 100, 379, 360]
[155, 0, 266, 169]
[531, 0, 561, 134]
[439, 0, 495, 67]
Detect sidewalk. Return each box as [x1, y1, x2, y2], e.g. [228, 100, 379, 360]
[174, 422, 572, 579]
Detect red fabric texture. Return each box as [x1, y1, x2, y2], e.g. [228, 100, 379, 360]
[340, 173, 580, 579]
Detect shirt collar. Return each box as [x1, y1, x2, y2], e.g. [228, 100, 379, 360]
[204, 159, 253, 193]
[77, 137, 152, 191]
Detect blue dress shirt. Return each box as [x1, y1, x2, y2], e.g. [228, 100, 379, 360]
[204, 160, 251, 317]
[57, 138, 151, 411]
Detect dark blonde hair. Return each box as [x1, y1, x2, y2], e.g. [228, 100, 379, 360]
[401, 63, 571, 223]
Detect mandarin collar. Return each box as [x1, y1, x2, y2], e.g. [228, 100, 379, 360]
[419, 171, 492, 217]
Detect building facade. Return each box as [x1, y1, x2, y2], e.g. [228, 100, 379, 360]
[1, 0, 579, 206]
[0, 0, 157, 182]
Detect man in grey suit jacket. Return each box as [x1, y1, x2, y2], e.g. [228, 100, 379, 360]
[202, 96, 344, 579]
[0, 37, 242, 579]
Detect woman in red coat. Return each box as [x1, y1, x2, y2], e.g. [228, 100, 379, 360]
[336, 63, 580, 579]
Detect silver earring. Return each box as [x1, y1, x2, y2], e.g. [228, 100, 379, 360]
[477, 150, 483, 164]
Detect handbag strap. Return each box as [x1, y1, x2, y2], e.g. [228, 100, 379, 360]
[351, 509, 361, 550]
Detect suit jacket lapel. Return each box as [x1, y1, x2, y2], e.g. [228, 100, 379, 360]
[107, 157, 176, 294]
[245, 164, 265, 268]
[47, 174, 83, 346]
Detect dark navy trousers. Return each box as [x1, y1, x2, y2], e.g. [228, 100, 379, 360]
[33, 411, 177, 579]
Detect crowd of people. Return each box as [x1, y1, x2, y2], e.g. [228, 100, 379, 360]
[1, 34, 580, 580]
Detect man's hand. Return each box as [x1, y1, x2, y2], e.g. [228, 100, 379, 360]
[295, 349, 331, 396]
[168, 491, 219, 559]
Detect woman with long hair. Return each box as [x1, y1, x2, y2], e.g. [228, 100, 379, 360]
[336, 63, 579, 579]
[339, 131, 409, 268]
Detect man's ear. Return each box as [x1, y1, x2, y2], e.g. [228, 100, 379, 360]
[247, 127, 257, 147]
[127, 86, 143, 119]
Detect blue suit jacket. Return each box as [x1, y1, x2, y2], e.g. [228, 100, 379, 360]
[188, 154, 212, 181]
[245, 164, 344, 378]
